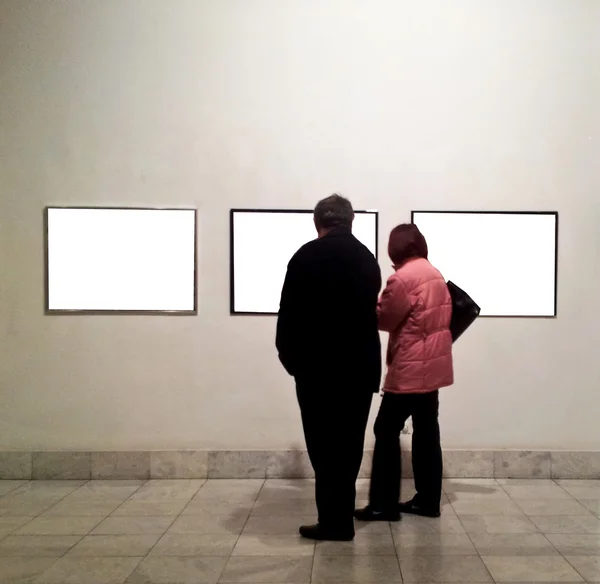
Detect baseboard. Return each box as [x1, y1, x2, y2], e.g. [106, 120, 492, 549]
[0, 450, 599, 480]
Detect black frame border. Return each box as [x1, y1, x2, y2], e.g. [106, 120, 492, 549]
[411, 210, 559, 318]
[44, 206, 199, 316]
[230, 208, 379, 316]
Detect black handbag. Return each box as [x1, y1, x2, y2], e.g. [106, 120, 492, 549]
[447, 281, 480, 342]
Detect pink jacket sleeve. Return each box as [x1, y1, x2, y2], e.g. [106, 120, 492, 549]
[377, 273, 412, 333]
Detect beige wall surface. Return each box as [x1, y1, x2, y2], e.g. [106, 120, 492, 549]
[1, 0, 598, 451]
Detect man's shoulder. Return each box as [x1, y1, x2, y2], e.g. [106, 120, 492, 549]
[291, 232, 377, 266]
[290, 237, 320, 263]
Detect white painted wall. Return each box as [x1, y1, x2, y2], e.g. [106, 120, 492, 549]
[1, 0, 598, 451]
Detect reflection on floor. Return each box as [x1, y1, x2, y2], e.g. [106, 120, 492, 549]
[0, 478, 599, 583]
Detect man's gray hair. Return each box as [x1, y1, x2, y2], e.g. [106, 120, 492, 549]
[314, 194, 354, 230]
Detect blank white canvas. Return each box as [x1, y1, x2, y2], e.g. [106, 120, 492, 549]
[412, 212, 557, 317]
[47, 208, 196, 312]
[232, 211, 378, 314]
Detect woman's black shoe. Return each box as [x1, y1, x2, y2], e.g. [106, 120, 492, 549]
[398, 498, 441, 518]
[299, 524, 355, 541]
[354, 505, 401, 522]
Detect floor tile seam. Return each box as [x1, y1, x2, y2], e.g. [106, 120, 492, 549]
[510, 496, 598, 519]
[10, 481, 82, 520]
[102, 479, 150, 518]
[136, 489, 198, 561]
[544, 554, 589, 582]
[0, 482, 24, 500]
[0, 532, 86, 546]
[552, 479, 599, 512]
[388, 521, 405, 583]
[220, 479, 268, 580]
[449, 501, 497, 583]
[131, 478, 207, 506]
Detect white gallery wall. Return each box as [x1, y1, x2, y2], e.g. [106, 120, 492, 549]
[0, 0, 599, 451]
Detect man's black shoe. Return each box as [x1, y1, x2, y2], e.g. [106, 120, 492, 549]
[398, 498, 441, 518]
[299, 524, 355, 541]
[354, 505, 401, 522]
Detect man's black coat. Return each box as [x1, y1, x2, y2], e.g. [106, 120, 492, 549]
[276, 227, 382, 392]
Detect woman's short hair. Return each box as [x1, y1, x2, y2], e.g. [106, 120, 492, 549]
[388, 223, 428, 266]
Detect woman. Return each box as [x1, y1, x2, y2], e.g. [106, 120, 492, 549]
[355, 223, 453, 521]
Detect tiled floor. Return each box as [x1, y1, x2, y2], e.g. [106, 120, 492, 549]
[0, 478, 599, 583]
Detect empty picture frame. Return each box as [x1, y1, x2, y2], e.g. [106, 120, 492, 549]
[411, 211, 558, 317]
[45, 207, 197, 314]
[231, 209, 379, 315]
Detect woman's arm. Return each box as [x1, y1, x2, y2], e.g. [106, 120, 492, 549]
[377, 273, 412, 332]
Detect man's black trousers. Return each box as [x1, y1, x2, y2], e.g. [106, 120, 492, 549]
[296, 381, 373, 533]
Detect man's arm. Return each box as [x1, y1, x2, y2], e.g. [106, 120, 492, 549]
[276, 254, 305, 377]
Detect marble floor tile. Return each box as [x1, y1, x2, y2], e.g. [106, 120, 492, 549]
[92, 516, 175, 535]
[233, 535, 315, 556]
[16, 516, 104, 535]
[394, 533, 477, 556]
[460, 514, 539, 534]
[530, 515, 600, 534]
[127, 481, 204, 502]
[482, 555, 584, 582]
[0, 481, 28, 497]
[312, 554, 402, 583]
[0, 535, 81, 557]
[444, 483, 510, 502]
[399, 555, 492, 582]
[451, 498, 525, 516]
[242, 515, 315, 536]
[391, 515, 466, 535]
[144, 479, 204, 487]
[42, 499, 123, 517]
[221, 556, 312, 583]
[72, 481, 144, 498]
[557, 481, 600, 499]
[111, 500, 188, 517]
[469, 533, 559, 556]
[150, 533, 238, 556]
[68, 534, 161, 556]
[0, 516, 34, 538]
[1, 478, 598, 584]
[503, 484, 573, 500]
[11, 481, 85, 495]
[547, 534, 600, 555]
[0, 557, 57, 583]
[443, 479, 500, 490]
[316, 533, 395, 556]
[36, 556, 142, 584]
[0, 501, 57, 517]
[250, 499, 316, 516]
[168, 514, 247, 535]
[182, 499, 254, 516]
[497, 479, 558, 486]
[353, 520, 396, 535]
[564, 556, 600, 582]
[580, 500, 600, 516]
[127, 556, 228, 584]
[515, 499, 592, 516]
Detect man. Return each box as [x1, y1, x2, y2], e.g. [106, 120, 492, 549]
[276, 194, 382, 541]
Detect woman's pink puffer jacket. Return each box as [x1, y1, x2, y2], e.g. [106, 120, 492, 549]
[378, 258, 453, 394]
